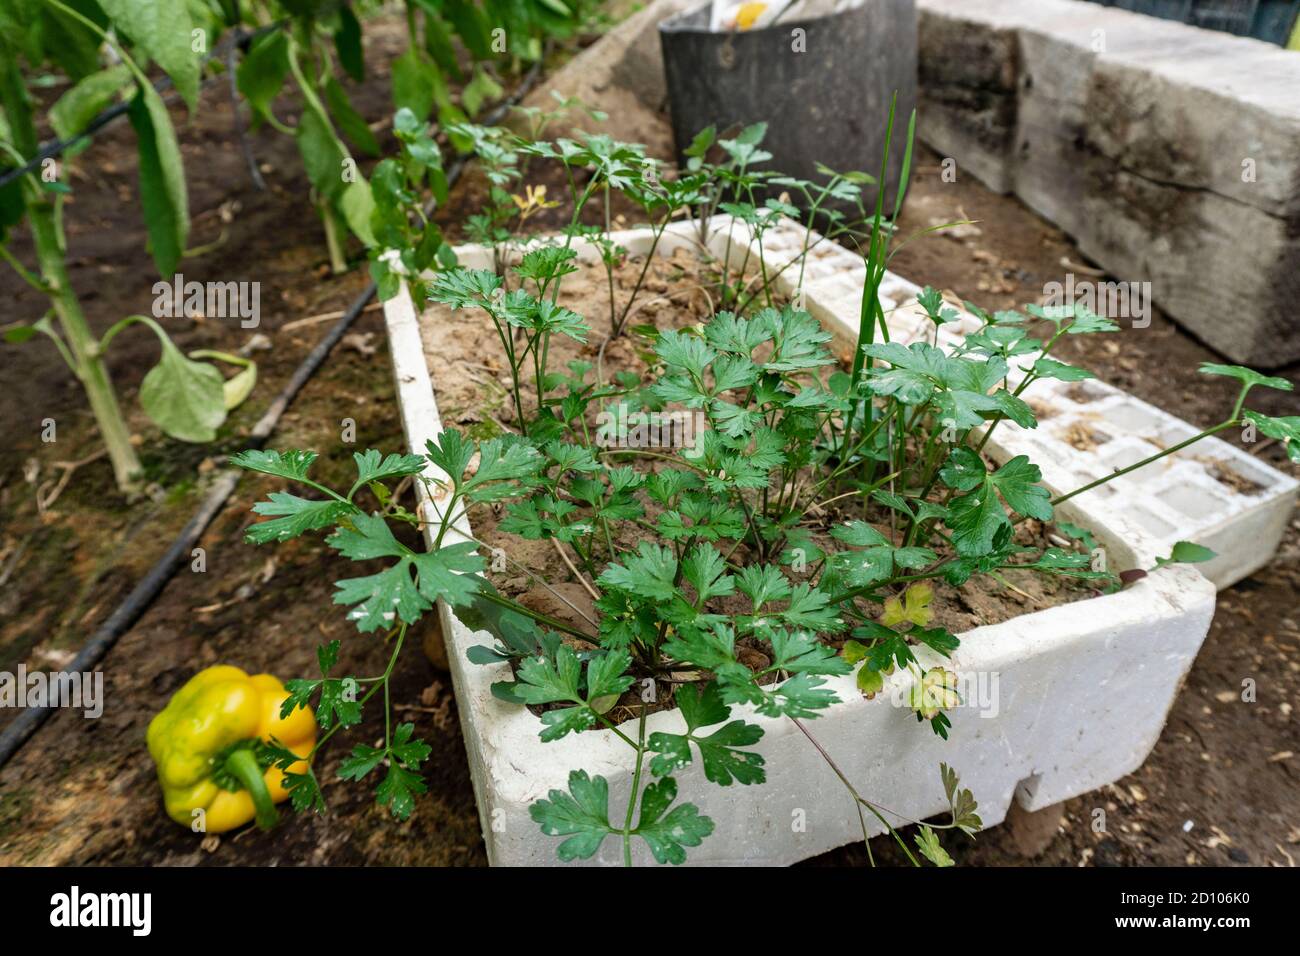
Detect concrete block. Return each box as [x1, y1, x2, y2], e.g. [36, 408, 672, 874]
[917, 0, 1020, 194]
[915, 0, 1300, 366]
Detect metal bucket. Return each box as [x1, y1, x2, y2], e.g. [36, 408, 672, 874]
[658, 0, 917, 211]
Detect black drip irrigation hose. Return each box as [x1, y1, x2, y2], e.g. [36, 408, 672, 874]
[0, 61, 543, 771]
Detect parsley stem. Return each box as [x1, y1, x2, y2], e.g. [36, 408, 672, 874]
[623, 704, 648, 867]
[1049, 420, 1235, 508]
[789, 717, 920, 866]
[473, 588, 594, 641]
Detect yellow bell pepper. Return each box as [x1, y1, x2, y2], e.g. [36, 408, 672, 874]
[146, 665, 316, 834]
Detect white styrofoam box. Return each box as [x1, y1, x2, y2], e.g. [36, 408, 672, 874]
[711, 216, 1299, 588]
[383, 219, 1225, 866]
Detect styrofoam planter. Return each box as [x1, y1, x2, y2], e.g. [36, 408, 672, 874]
[381, 218, 1267, 866]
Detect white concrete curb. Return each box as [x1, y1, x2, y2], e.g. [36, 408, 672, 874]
[382, 219, 1234, 866]
[914, 0, 1300, 367]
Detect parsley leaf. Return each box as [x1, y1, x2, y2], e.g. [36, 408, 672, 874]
[915, 825, 954, 867]
[529, 769, 615, 862]
[635, 777, 714, 865]
[647, 682, 766, 786]
[230, 449, 319, 481]
[247, 493, 356, 544]
[351, 449, 427, 489]
[946, 455, 1052, 556]
[598, 542, 679, 603]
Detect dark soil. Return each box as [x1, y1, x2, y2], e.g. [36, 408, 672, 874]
[1, 28, 1296, 867]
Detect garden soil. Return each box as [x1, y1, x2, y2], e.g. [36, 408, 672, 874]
[0, 24, 1296, 867]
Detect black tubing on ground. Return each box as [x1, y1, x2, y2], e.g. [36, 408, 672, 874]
[0, 59, 543, 771]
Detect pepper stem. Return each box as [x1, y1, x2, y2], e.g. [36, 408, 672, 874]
[223, 747, 279, 831]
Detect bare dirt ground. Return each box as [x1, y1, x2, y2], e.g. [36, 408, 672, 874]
[0, 26, 1296, 867]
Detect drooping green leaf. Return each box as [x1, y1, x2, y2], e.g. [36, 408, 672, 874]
[460, 63, 503, 118]
[139, 330, 226, 441]
[101, 0, 200, 109]
[295, 105, 347, 203]
[236, 30, 289, 124]
[50, 64, 132, 144]
[323, 74, 379, 157]
[391, 48, 435, 120]
[128, 85, 189, 277]
[334, 4, 365, 82]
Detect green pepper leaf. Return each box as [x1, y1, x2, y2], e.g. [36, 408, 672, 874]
[323, 74, 380, 157]
[128, 85, 189, 278]
[236, 30, 289, 124]
[50, 63, 132, 144]
[139, 331, 226, 441]
[100, 0, 200, 109]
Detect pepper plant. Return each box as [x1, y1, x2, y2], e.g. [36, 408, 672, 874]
[0, 0, 254, 492]
[232, 0, 593, 271]
[234, 0, 385, 271]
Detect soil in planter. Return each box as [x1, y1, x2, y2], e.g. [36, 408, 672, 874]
[418, 250, 1107, 724]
